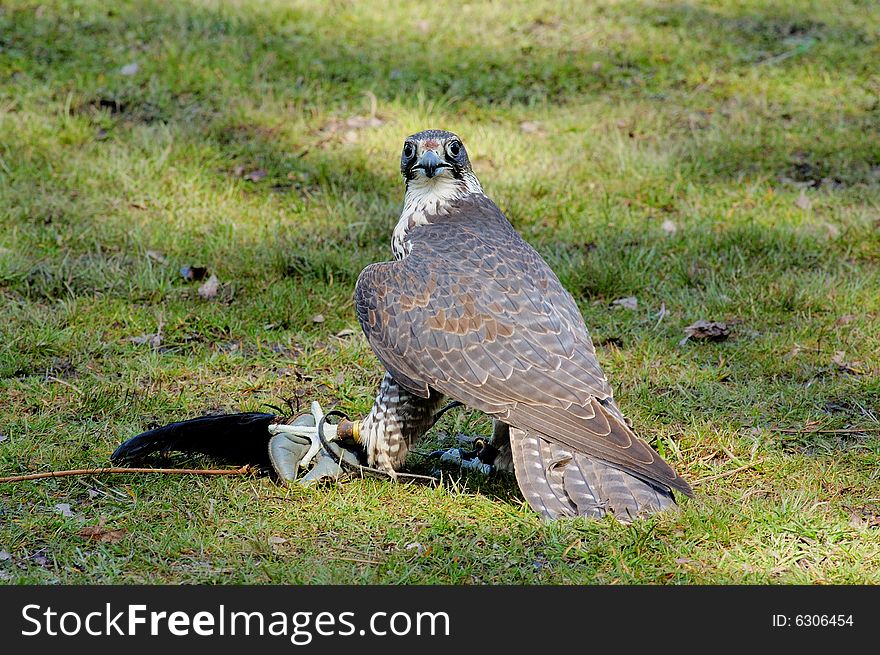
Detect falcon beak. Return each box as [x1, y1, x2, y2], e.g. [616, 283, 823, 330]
[415, 150, 443, 178]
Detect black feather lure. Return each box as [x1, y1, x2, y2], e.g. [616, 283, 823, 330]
[110, 413, 278, 468]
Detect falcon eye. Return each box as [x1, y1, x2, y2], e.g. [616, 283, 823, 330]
[447, 140, 462, 157]
[402, 143, 416, 159]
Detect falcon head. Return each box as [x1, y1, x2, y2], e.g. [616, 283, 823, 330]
[400, 129, 482, 197]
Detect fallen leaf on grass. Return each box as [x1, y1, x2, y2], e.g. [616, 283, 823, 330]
[335, 328, 355, 338]
[679, 320, 730, 345]
[30, 553, 49, 567]
[311, 313, 325, 324]
[54, 503, 74, 518]
[78, 526, 127, 543]
[198, 274, 220, 300]
[831, 351, 862, 375]
[611, 296, 638, 310]
[405, 542, 428, 556]
[145, 250, 166, 264]
[848, 506, 880, 530]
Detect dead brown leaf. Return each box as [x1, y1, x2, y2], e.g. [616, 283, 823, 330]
[78, 525, 127, 543]
[848, 506, 880, 530]
[680, 320, 731, 345]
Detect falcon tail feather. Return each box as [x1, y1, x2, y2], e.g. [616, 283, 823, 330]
[510, 428, 678, 522]
[110, 412, 278, 467]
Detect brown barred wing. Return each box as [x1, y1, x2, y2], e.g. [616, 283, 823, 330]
[355, 194, 692, 501]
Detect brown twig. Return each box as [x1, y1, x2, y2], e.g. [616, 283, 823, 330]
[0, 465, 253, 484]
[349, 464, 439, 485]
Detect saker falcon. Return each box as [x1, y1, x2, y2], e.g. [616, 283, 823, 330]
[112, 129, 693, 522]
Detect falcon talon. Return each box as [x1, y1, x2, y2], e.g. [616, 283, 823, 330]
[438, 447, 463, 466]
[427, 447, 493, 475]
[460, 458, 494, 476]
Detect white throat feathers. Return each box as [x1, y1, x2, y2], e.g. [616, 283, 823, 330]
[392, 172, 482, 259]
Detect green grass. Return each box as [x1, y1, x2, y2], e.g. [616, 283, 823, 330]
[1, 0, 879, 584]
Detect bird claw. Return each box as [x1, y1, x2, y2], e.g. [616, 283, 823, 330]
[267, 401, 360, 485]
[428, 447, 494, 475]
